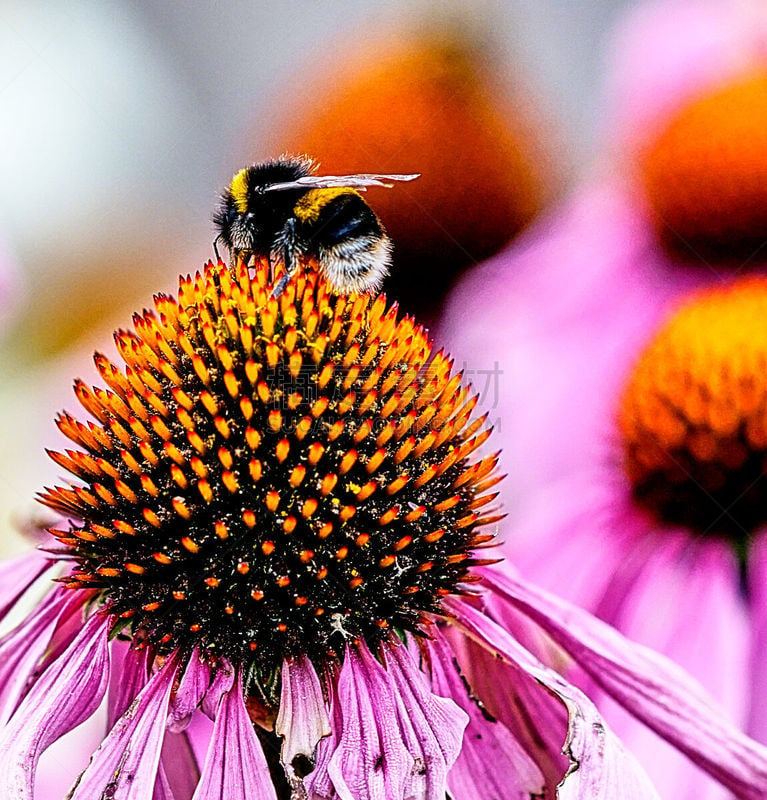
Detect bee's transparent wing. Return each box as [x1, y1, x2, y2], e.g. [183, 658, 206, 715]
[264, 173, 420, 192]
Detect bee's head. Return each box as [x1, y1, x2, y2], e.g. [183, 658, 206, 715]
[214, 155, 315, 253]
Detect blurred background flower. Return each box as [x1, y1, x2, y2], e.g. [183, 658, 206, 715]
[436, 0, 767, 797]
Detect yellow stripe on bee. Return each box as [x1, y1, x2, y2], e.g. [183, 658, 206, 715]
[294, 188, 360, 224]
[230, 169, 250, 213]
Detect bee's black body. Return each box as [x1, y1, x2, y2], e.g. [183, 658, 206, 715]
[213, 156, 418, 296]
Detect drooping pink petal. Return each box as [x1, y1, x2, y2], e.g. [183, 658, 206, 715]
[191, 669, 277, 800]
[153, 765, 176, 800]
[304, 680, 341, 800]
[439, 622, 569, 792]
[0, 548, 52, 619]
[108, 640, 150, 728]
[0, 610, 111, 799]
[67, 651, 181, 799]
[168, 647, 212, 732]
[183, 711, 214, 772]
[445, 597, 661, 799]
[276, 653, 331, 779]
[425, 629, 545, 800]
[156, 730, 201, 800]
[326, 642, 414, 800]
[591, 534, 749, 800]
[747, 530, 767, 744]
[0, 586, 82, 725]
[104, 641, 195, 800]
[382, 640, 468, 800]
[483, 568, 767, 799]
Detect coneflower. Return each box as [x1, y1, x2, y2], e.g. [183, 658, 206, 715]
[0, 259, 762, 799]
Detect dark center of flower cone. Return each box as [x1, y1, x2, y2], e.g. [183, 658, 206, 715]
[40, 259, 501, 678]
[619, 276, 767, 541]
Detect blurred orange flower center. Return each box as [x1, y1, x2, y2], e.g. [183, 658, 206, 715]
[641, 70, 767, 262]
[619, 277, 767, 538]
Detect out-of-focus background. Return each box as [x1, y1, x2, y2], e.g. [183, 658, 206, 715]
[0, 0, 637, 553]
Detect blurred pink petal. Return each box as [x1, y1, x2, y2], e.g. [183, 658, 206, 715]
[748, 533, 767, 743]
[604, 0, 767, 151]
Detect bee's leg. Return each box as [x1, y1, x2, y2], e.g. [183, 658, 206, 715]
[212, 235, 222, 263]
[272, 218, 298, 299]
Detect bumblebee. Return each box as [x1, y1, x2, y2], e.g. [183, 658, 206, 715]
[213, 155, 419, 297]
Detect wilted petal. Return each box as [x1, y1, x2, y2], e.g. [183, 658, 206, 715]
[326, 642, 414, 800]
[445, 597, 660, 799]
[483, 568, 767, 799]
[191, 669, 277, 800]
[276, 653, 331, 778]
[383, 640, 467, 800]
[0, 611, 110, 799]
[425, 630, 544, 800]
[68, 651, 180, 799]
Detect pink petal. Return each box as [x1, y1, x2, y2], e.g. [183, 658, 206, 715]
[604, 0, 767, 151]
[191, 669, 277, 800]
[0, 549, 51, 619]
[0, 586, 81, 725]
[592, 535, 749, 799]
[156, 731, 201, 800]
[68, 651, 181, 799]
[168, 647, 212, 733]
[276, 653, 331, 779]
[483, 568, 767, 799]
[326, 642, 415, 800]
[200, 661, 235, 719]
[184, 711, 214, 770]
[153, 765, 176, 800]
[425, 630, 545, 800]
[747, 531, 767, 743]
[439, 622, 569, 790]
[105, 644, 198, 800]
[445, 597, 660, 799]
[382, 640, 467, 800]
[303, 683, 341, 800]
[0, 610, 111, 799]
[433, 181, 702, 509]
[108, 641, 150, 728]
